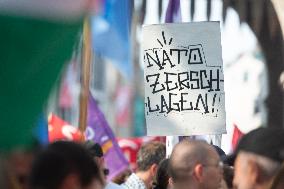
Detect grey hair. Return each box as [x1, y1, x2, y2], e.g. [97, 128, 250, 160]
[241, 151, 281, 179]
[137, 141, 166, 171]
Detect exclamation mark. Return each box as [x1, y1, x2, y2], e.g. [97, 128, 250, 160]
[217, 95, 221, 113]
[212, 93, 217, 113]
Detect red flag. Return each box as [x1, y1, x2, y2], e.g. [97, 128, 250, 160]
[232, 124, 244, 151]
[48, 113, 83, 142]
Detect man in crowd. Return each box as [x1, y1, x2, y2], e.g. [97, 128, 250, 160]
[231, 127, 284, 189]
[123, 141, 166, 189]
[29, 141, 104, 189]
[169, 140, 223, 189]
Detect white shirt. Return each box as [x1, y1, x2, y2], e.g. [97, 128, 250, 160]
[105, 182, 126, 189]
[122, 173, 147, 189]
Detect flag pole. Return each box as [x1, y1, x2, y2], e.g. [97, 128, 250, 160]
[79, 17, 92, 138]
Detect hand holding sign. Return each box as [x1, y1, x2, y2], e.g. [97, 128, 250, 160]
[143, 22, 226, 136]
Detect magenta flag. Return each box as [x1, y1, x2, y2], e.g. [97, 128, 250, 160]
[86, 94, 129, 180]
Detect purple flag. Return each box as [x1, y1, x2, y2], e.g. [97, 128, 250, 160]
[86, 94, 129, 180]
[165, 0, 181, 23]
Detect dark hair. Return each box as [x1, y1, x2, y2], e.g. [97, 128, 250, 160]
[84, 140, 104, 158]
[154, 159, 170, 189]
[137, 141, 166, 171]
[29, 141, 103, 189]
[227, 128, 284, 165]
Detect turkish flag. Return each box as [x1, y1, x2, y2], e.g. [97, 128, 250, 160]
[48, 113, 83, 142]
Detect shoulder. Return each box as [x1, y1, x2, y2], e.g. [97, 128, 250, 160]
[122, 173, 146, 189]
[105, 182, 126, 189]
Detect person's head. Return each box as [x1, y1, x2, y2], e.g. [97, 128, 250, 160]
[231, 127, 284, 189]
[7, 149, 34, 189]
[30, 141, 104, 189]
[84, 141, 108, 181]
[169, 140, 223, 189]
[212, 145, 233, 189]
[137, 141, 166, 173]
[154, 158, 170, 189]
[136, 141, 166, 187]
[222, 165, 234, 189]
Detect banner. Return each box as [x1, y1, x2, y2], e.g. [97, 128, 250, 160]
[143, 22, 226, 136]
[86, 94, 129, 180]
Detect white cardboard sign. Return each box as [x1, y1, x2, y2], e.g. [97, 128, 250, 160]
[142, 22, 226, 136]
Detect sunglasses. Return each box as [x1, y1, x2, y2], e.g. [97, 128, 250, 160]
[103, 168, 109, 176]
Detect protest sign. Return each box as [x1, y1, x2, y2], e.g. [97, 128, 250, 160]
[142, 22, 226, 136]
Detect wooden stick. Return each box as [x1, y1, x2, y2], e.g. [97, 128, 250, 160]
[79, 17, 92, 138]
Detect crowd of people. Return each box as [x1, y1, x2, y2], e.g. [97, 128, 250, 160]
[0, 127, 284, 189]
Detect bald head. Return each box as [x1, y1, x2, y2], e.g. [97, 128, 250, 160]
[169, 140, 219, 181]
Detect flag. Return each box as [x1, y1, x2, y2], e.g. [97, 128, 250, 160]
[86, 94, 129, 180]
[34, 113, 49, 145]
[92, 0, 132, 78]
[165, 0, 181, 23]
[0, 1, 86, 151]
[59, 60, 79, 109]
[232, 124, 244, 151]
[48, 113, 83, 142]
